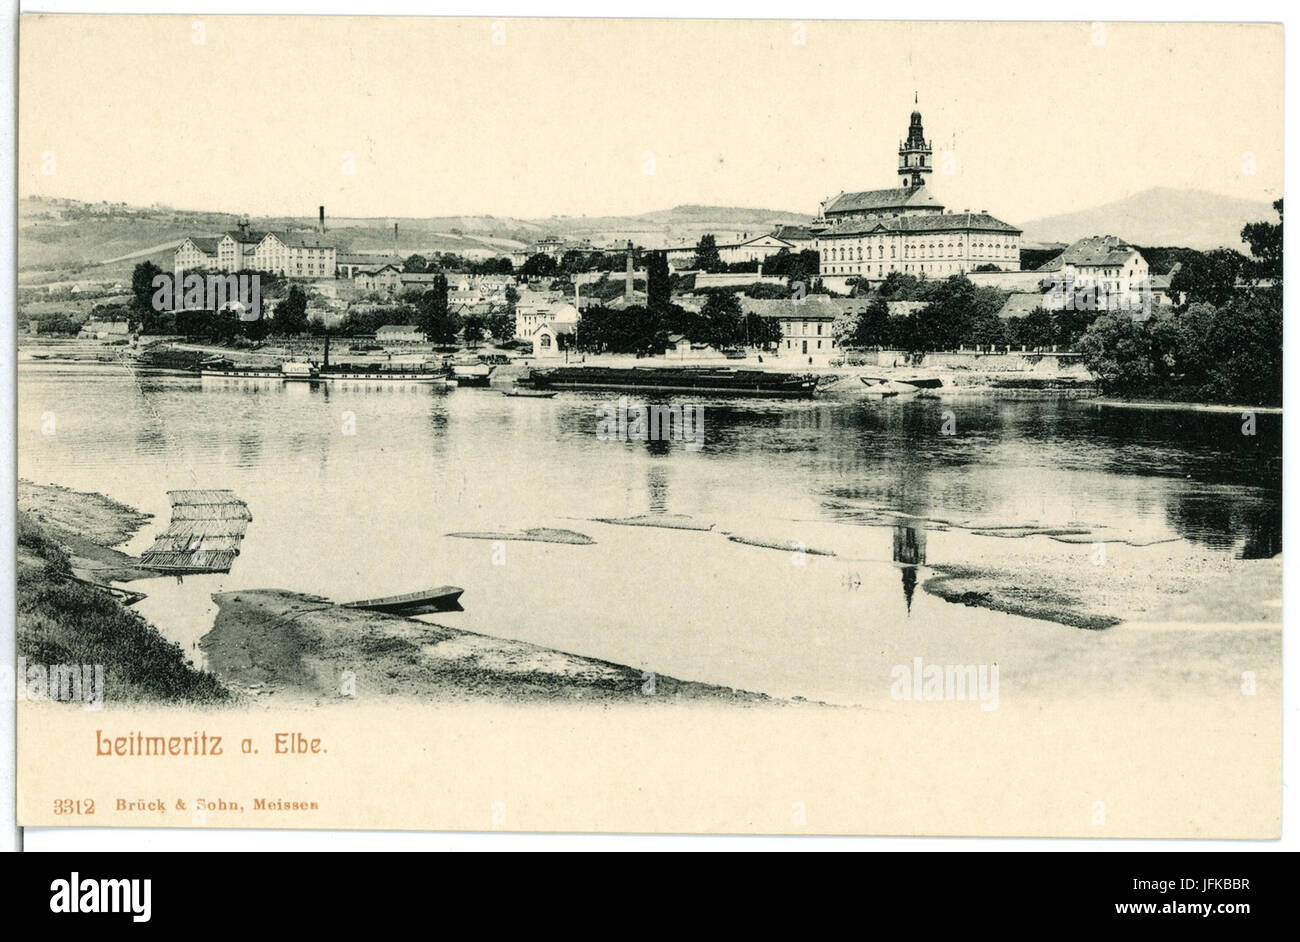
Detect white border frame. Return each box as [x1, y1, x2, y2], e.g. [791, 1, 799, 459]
[3, 0, 1293, 852]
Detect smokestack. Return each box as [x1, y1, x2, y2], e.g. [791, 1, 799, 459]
[319, 206, 325, 233]
[625, 240, 634, 298]
[393, 222, 399, 260]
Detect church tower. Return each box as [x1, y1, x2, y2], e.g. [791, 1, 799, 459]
[897, 96, 933, 189]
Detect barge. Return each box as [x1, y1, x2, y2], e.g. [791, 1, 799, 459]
[527, 366, 822, 398]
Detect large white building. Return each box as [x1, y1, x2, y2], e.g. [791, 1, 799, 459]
[1036, 235, 1151, 311]
[174, 221, 337, 279]
[812, 104, 1022, 285]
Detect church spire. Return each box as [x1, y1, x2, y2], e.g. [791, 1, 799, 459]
[898, 100, 932, 189]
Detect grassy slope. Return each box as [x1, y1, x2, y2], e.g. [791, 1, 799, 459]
[16, 511, 228, 703]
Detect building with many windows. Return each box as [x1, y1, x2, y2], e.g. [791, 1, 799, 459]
[1035, 235, 1151, 312]
[173, 220, 337, 279]
[812, 103, 1022, 286]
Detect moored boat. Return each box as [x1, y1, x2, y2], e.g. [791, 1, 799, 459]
[528, 366, 821, 398]
[862, 373, 943, 389]
[501, 387, 557, 398]
[341, 585, 465, 615]
[451, 358, 494, 387]
[860, 377, 920, 397]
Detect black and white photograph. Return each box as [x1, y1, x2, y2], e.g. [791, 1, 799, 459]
[4, 9, 1291, 861]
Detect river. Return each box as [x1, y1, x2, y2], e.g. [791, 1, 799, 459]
[17, 362, 1282, 706]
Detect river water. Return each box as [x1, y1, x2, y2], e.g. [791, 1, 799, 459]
[17, 362, 1282, 705]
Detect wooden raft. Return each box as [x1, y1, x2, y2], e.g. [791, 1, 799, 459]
[140, 489, 252, 574]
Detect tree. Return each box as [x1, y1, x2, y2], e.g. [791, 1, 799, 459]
[646, 251, 671, 313]
[486, 312, 515, 343]
[415, 276, 460, 343]
[274, 286, 309, 335]
[877, 271, 922, 300]
[691, 235, 724, 273]
[1077, 311, 1161, 395]
[761, 248, 820, 285]
[850, 298, 892, 347]
[698, 290, 745, 347]
[130, 260, 164, 333]
[404, 254, 429, 274]
[1241, 198, 1282, 283]
[521, 253, 558, 278]
[1169, 248, 1246, 308]
[574, 304, 664, 355]
[462, 316, 485, 344]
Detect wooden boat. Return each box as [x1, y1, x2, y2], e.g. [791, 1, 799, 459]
[528, 366, 821, 398]
[861, 373, 943, 389]
[451, 358, 494, 388]
[67, 575, 147, 606]
[341, 586, 465, 615]
[860, 377, 920, 397]
[501, 387, 557, 398]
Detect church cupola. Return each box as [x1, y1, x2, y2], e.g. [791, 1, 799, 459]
[898, 95, 933, 188]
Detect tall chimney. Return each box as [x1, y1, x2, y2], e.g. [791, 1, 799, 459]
[319, 206, 325, 233]
[393, 222, 399, 259]
[625, 240, 634, 298]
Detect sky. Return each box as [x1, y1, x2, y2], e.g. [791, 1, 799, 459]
[18, 16, 1284, 224]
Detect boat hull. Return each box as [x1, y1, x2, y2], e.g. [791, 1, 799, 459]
[341, 586, 465, 615]
[528, 367, 820, 398]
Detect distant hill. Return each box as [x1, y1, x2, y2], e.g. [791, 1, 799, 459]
[17, 197, 812, 284]
[1019, 188, 1275, 251]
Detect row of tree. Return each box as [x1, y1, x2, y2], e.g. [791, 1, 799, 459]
[1076, 200, 1282, 405]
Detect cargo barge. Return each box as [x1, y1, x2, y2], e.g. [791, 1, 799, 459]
[526, 366, 822, 398]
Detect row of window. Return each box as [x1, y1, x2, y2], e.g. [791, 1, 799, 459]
[821, 240, 1017, 262]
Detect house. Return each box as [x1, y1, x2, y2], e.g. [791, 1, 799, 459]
[660, 231, 802, 270]
[516, 300, 578, 340]
[1036, 236, 1150, 312]
[663, 334, 722, 360]
[355, 265, 404, 294]
[376, 325, 424, 344]
[741, 296, 855, 362]
[996, 292, 1049, 320]
[532, 320, 578, 359]
[337, 253, 402, 279]
[399, 273, 444, 292]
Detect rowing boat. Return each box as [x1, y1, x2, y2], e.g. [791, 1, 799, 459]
[340, 586, 465, 615]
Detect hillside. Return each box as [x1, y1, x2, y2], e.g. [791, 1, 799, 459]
[1019, 187, 1275, 250]
[18, 197, 813, 284]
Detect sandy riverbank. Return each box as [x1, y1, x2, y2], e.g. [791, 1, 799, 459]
[205, 589, 768, 704]
[17, 481, 767, 706]
[17, 480, 155, 581]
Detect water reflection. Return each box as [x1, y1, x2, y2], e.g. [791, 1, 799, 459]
[892, 521, 927, 613]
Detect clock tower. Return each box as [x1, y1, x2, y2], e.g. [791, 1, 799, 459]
[898, 96, 933, 189]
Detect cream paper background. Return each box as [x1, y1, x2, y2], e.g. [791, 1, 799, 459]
[15, 15, 1283, 836]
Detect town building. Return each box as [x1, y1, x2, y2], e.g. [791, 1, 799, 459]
[740, 296, 855, 363]
[660, 231, 807, 270]
[174, 219, 338, 279]
[376, 325, 424, 344]
[812, 103, 1022, 287]
[354, 264, 404, 294]
[1035, 235, 1151, 311]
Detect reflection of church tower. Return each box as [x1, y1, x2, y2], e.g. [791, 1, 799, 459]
[897, 95, 933, 189]
[893, 522, 927, 614]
